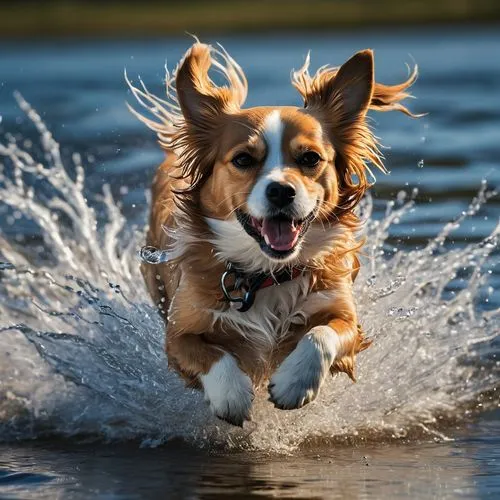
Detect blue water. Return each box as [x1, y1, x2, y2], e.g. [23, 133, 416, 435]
[0, 28, 499, 498]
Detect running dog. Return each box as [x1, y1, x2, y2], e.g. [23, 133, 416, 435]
[130, 42, 416, 425]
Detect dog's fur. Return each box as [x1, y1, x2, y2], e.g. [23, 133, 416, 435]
[129, 42, 417, 425]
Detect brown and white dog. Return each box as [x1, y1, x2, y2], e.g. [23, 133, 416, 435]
[129, 42, 416, 426]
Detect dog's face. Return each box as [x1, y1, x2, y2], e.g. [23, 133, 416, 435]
[166, 43, 411, 270]
[198, 106, 338, 264]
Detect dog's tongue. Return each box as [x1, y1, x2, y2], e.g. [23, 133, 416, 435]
[261, 218, 300, 251]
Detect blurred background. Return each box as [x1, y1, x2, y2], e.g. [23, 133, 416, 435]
[1, 0, 500, 37]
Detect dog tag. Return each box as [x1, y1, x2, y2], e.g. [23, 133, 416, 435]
[139, 245, 171, 264]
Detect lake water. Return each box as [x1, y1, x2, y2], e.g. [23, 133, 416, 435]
[0, 28, 499, 498]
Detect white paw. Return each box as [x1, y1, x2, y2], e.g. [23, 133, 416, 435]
[269, 326, 338, 410]
[200, 353, 254, 426]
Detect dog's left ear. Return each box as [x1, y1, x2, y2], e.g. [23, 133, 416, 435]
[294, 48, 418, 121]
[293, 49, 418, 213]
[294, 50, 377, 213]
[302, 49, 374, 125]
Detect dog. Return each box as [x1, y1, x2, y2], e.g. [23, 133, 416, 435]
[129, 42, 416, 426]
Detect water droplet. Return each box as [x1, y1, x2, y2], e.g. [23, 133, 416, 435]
[396, 191, 407, 203]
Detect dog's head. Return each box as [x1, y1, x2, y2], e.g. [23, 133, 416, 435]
[131, 43, 417, 271]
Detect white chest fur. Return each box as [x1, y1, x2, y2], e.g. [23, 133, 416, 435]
[210, 274, 336, 349]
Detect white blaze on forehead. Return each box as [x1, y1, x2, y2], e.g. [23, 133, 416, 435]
[247, 108, 316, 220]
[247, 110, 286, 215]
[262, 110, 284, 177]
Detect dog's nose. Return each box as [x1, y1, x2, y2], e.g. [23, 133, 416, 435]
[265, 182, 296, 208]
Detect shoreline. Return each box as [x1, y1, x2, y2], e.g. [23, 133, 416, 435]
[1, 1, 499, 39]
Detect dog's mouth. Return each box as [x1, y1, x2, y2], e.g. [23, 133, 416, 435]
[236, 208, 316, 259]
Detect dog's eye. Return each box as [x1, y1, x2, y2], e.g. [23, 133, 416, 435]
[297, 151, 321, 168]
[232, 153, 255, 169]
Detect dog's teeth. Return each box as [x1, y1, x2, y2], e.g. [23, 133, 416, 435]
[264, 234, 271, 246]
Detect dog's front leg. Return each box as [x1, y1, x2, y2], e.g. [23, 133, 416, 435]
[167, 334, 254, 426]
[268, 318, 358, 410]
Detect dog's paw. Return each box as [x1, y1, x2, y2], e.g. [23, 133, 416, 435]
[200, 353, 254, 426]
[268, 326, 338, 410]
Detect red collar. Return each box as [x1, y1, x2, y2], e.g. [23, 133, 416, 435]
[220, 263, 304, 313]
[258, 266, 303, 289]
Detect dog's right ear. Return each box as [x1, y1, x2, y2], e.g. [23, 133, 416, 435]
[173, 43, 247, 190]
[176, 43, 246, 127]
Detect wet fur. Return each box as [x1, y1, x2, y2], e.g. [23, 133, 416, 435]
[131, 42, 416, 424]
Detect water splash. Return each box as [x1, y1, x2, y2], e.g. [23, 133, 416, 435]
[0, 96, 499, 451]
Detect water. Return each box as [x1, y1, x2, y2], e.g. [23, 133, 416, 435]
[0, 418, 499, 499]
[0, 28, 499, 498]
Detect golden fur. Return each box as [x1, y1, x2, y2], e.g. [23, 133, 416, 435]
[129, 42, 416, 423]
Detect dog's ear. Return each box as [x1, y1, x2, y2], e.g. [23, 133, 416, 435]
[176, 43, 246, 126]
[302, 49, 375, 124]
[177, 45, 222, 123]
[293, 49, 418, 214]
[293, 50, 377, 214]
[173, 43, 247, 190]
[294, 49, 418, 119]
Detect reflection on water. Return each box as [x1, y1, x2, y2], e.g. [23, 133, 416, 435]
[1, 416, 500, 499]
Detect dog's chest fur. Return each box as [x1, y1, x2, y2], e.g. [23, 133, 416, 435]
[211, 274, 336, 348]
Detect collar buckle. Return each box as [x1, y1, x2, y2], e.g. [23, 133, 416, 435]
[220, 262, 303, 313]
[220, 263, 266, 312]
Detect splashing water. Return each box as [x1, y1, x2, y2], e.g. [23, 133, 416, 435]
[0, 95, 499, 452]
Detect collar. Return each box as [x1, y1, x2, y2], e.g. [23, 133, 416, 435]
[140, 245, 304, 314]
[220, 262, 304, 313]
